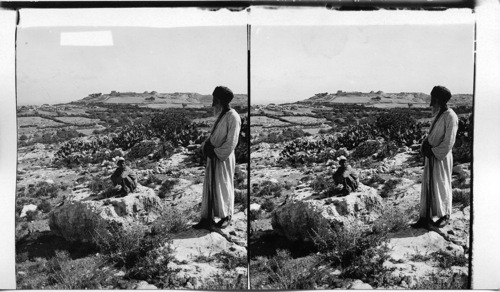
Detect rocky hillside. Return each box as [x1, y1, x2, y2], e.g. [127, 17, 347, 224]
[15, 99, 249, 289]
[73, 91, 248, 107]
[249, 103, 471, 289]
[250, 141, 470, 289]
[302, 91, 472, 107]
[16, 142, 248, 289]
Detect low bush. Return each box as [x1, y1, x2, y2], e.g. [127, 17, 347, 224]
[251, 250, 325, 289]
[151, 208, 191, 235]
[253, 181, 283, 198]
[256, 128, 311, 145]
[158, 178, 180, 199]
[234, 165, 247, 189]
[20, 181, 60, 199]
[311, 219, 393, 288]
[432, 250, 468, 269]
[452, 189, 470, 207]
[310, 175, 337, 197]
[361, 173, 386, 187]
[126, 246, 175, 288]
[139, 174, 163, 187]
[16, 252, 111, 289]
[214, 250, 247, 270]
[45, 251, 109, 289]
[453, 115, 472, 163]
[414, 271, 468, 289]
[234, 189, 248, 212]
[261, 198, 276, 213]
[201, 272, 247, 290]
[37, 199, 52, 213]
[93, 223, 150, 268]
[380, 178, 404, 198]
[88, 175, 113, 195]
[235, 115, 250, 164]
[373, 205, 411, 234]
[25, 210, 39, 222]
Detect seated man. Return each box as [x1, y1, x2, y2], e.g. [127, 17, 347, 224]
[110, 157, 137, 197]
[332, 156, 359, 196]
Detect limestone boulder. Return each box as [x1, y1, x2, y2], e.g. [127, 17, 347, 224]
[271, 184, 383, 241]
[49, 185, 162, 243]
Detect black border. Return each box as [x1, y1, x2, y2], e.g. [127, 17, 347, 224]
[1, 0, 474, 10]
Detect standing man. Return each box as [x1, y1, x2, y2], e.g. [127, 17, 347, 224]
[193, 86, 241, 230]
[412, 86, 459, 229]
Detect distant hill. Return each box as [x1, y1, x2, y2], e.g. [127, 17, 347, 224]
[73, 91, 248, 107]
[301, 90, 473, 107]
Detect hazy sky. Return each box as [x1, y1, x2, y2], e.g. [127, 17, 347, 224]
[17, 26, 247, 105]
[252, 24, 474, 104]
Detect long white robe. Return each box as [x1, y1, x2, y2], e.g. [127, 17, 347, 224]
[200, 109, 241, 219]
[419, 108, 459, 218]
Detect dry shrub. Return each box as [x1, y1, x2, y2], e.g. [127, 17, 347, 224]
[22, 181, 60, 199]
[151, 207, 190, 235]
[126, 245, 175, 288]
[234, 189, 248, 212]
[414, 271, 468, 289]
[253, 181, 283, 198]
[88, 175, 113, 194]
[158, 178, 179, 198]
[311, 219, 393, 287]
[201, 272, 247, 290]
[261, 198, 276, 213]
[214, 250, 247, 270]
[310, 175, 336, 197]
[452, 189, 471, 207]
[373, 205, 413, 234]
[37, 199, 52, 213]
[252, 250, 325, 290]
[16, 251, 110, 289]
[45, 251, 108, 289]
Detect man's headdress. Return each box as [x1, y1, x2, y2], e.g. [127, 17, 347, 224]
[213, 86, 234, 106]
[431, 86, 452, 106]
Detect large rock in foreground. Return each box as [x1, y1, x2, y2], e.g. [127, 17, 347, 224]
[271, 184, 383, 241]
[49, 185, 162, 243]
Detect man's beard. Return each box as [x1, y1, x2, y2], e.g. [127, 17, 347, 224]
[213, 105, 223, 117]
[431, 105, 440, 116]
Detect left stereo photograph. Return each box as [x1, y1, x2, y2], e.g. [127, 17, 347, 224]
[15, 9, 249, 289]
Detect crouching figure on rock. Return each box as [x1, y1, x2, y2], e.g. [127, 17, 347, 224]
[110, 157, 137, 197]
[332, 156, 359, 196]
[193, 86, 241, 230]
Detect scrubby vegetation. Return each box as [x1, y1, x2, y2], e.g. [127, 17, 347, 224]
[251, 101, 472, 289]
[17, 206, 190, 289]
[17, 100, 249, 289]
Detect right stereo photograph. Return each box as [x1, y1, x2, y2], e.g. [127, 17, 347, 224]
[249, 17, 474, 289]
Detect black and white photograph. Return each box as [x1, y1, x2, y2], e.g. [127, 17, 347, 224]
[13, 9, 248, 289]
[249, 13, 474, 289]
[2, 3, 500, 290]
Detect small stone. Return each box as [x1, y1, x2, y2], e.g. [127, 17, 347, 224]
[136, 281, 158, 289]
[348, 279, 373, 289]
[114, 271, 125, 277]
